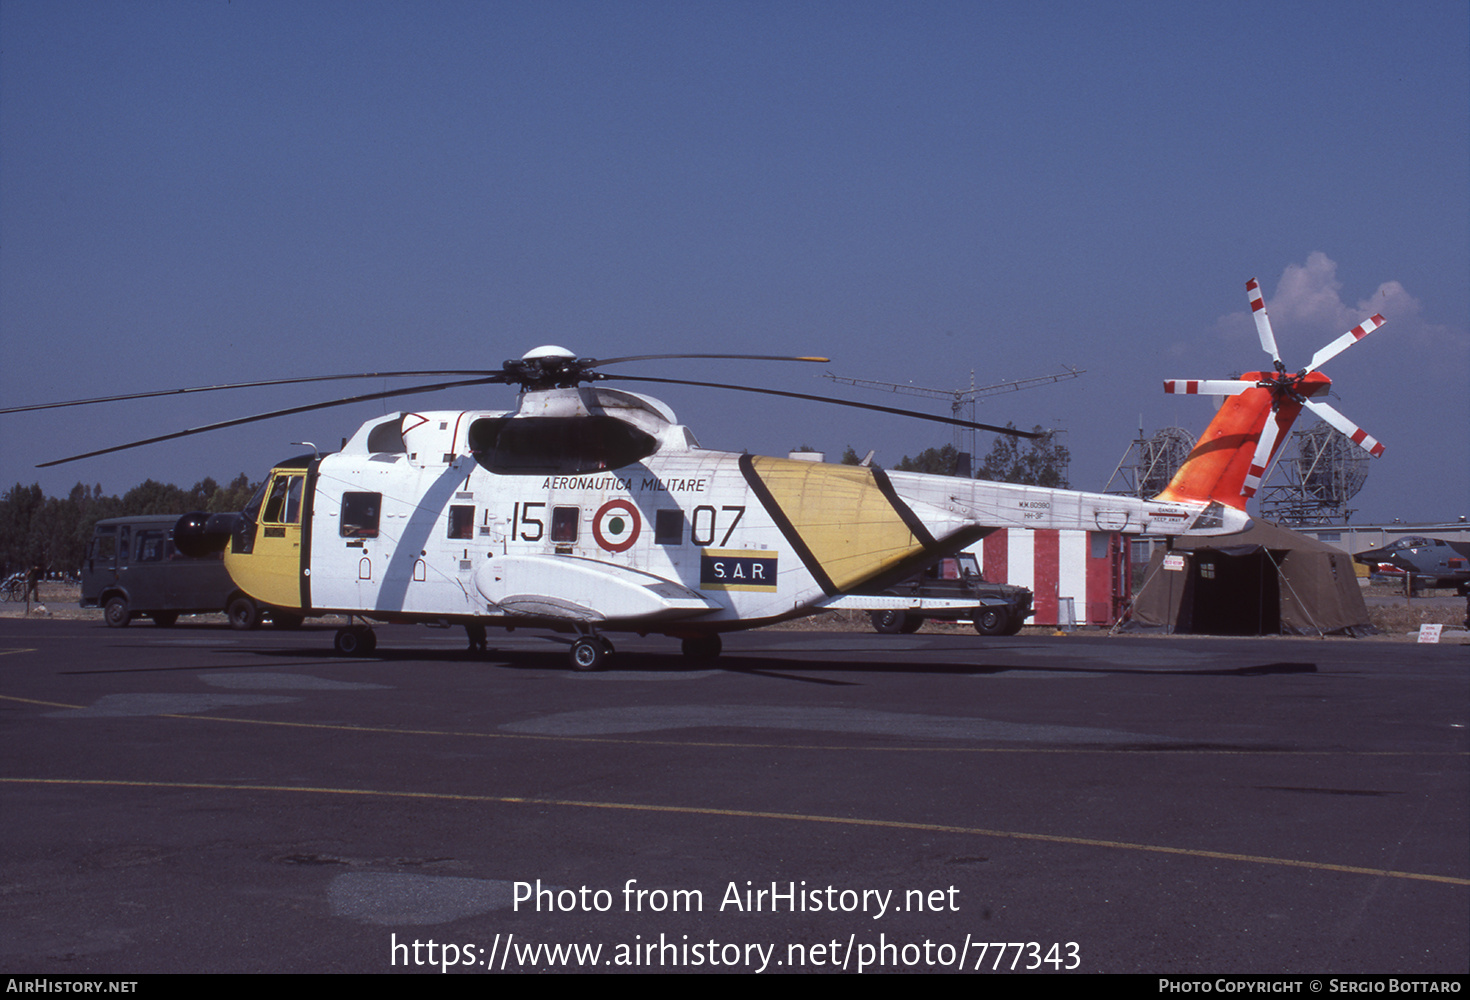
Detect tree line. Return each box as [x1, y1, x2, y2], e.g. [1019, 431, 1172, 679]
[832, 424, 1071, 487]
[0, 475, 258, 577]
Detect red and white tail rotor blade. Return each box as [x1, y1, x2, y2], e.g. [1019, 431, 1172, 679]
[1305, 314, 1386, 374]
[1246, 278, 1282, 367]
[1241, 406, 1290, 499]
[1302, 399, 1386, 458]
[1164, 379, 1256, 396]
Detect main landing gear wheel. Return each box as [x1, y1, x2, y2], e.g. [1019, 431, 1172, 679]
[104, 596, 131, 628]
[570, 636, 610, 671]
[974, 607, 1010, 636]
[227, 596, 261, 631]
[333, 627, 377, 655]
[680, 634, 722, 660]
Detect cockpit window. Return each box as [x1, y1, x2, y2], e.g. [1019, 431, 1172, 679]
[242, 479, 270, 523]
[262, 474, 304, 525]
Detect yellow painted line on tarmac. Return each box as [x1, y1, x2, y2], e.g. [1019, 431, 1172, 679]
[0, 693, 1462, 757]
[3, 775, 1467, 887]
[0, 693, 83, 709]
[0, 647, 39, 657]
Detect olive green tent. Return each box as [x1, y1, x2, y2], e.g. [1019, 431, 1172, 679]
[1125, 521, 1373, 636]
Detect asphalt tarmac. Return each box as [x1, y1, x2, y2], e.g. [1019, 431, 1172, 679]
[1, 620, 1465, 974]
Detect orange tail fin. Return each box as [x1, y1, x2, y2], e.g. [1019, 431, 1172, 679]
[1153, 373, 1325, 511]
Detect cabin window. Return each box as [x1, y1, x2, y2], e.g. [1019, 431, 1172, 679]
[341, 492, 381, 538]
[655, 509, 684, 545]
[93, 528, 116, 562]
[448, 505, 475, 540]
[552, 502, 579, 544]
[136, 530, 167, 562]
[551, 506, 580, 543]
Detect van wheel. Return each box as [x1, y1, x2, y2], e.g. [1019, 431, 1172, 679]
[104, 597, 131, 628]
[150, 612, 178, 627]
[228, 596, 261, 630]
[974, 607, 1009, 636]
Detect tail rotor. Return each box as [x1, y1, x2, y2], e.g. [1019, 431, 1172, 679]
[1158, 276, 1386, 508]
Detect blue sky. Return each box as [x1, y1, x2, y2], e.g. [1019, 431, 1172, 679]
[3, 0, 1466, 524]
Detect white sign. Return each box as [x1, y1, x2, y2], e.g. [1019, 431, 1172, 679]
[1163, 554, 1185, 572]
[1417, 623, 1443, 644]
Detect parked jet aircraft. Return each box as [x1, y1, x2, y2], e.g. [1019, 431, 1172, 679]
[1354, 536, 1470, 594]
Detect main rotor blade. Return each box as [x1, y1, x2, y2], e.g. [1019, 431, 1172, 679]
[38, 376, 506, 467]
[1304, 314, 1385, 373]
[592, 353, 830, 367]
[1302, 399, 1385, 457]
[1246, 278, 1282, 366]
[2, 370, 503, 415]
[1164, 379, 1256, 395]
[600, 374, 1043, 438]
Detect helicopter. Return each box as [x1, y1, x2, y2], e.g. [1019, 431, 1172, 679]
[10, 281, 1382, 669]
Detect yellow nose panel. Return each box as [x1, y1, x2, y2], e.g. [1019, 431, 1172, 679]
[742, 456, 933, 593]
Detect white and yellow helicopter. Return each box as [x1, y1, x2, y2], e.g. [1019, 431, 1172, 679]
[21, 283, 1384, 668]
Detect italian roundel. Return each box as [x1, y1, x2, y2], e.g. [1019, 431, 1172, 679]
[592, 499, 641, 553]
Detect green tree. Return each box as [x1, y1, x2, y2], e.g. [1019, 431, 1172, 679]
[207, 473, 259, 512]
[0, 483, 46, 574]
[977, 424, 1069, 488]
[0, 473, 259, 576]
[894, 444, 965, 476]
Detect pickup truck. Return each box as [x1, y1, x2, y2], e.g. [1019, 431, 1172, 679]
[864, 552, 1033, 635]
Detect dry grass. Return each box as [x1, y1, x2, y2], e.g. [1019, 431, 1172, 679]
[1366, 600, 1466, 634]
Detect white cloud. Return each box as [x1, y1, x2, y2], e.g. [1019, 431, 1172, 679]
[1213, 252, 1467, 374]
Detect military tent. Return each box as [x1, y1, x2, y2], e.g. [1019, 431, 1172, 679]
[1124, 520, 1374, 636]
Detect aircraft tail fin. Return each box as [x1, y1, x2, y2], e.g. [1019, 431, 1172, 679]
[1153, 384, 1303, 511]
[1153, 277, 1386, 512]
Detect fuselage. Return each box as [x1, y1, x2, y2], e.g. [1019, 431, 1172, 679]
[220, 386, 1246, 635]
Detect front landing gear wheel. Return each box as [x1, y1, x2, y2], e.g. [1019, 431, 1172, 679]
[570, 636, 608, 671]
[681, 634, 722, 660]
[333, 628, 377, 656]
[228, 596, 261, 631]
